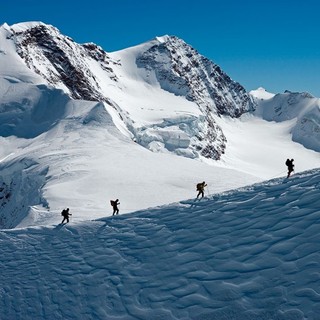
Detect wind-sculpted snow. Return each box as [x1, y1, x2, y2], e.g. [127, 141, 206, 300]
[1, 169, 319, 319]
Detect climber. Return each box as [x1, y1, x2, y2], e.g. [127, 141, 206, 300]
[196, 181, 207, 198]
[285, 159, 295, 178]
[110, 199, 120, 215]
[61, 208, 72, 224]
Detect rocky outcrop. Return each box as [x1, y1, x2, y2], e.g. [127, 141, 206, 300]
[11, 23, 119, 101]
[135, 36, 255, 158]
[136, 36, 255, 117]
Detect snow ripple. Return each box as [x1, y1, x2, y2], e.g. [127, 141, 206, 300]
[0, 169, 319, 319]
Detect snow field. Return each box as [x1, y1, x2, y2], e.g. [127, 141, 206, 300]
[1, 169, 319, 319]
[216, 114, 320, 179]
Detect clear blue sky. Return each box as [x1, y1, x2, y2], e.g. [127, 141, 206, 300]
[2, 0, 320, 96]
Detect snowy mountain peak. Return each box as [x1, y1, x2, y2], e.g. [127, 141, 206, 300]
[283, 89, 314, 99]
[0, 22, 10, 30]
[9, 21, 52, 33]
[137, 34, 255, 117]
[250, 87, 275, 100]
[4, 21, 259, 160]
[124, 33, 256, 159]
[1, 22, 318, 161]
[155, 35, 172, 43]
[6, 21, 119, 101]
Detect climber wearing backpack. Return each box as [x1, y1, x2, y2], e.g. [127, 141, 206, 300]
[196, 181, 207, 199]
[285, 159, 294, 178]
[110, 199, 120, 215]
[61, 208, 72, 224]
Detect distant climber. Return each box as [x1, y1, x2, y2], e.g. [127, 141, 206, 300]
[196, 181, 207, 198]
[110, 199, 120, 215]
[285, 159, 295, 178]
[61, 208, 72, 224]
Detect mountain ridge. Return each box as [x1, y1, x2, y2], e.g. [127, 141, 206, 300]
[252, 88, 320, 152]
[4, 22, 318, 158]
[3, 21, 256, 160]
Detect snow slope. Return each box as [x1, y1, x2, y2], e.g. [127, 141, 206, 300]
[216, 113, 319, 179]
[0, 78, 259, 229]
[251, 88, 320, 152]
[0, 78, 318, 229]
[1, 169, 319, 319]
[0, 23, 44, 84]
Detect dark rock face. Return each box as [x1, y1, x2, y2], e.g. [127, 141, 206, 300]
[136, 36, 255, 117]
[12, 24, 118, 101]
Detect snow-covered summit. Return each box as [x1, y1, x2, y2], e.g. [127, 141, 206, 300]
[3, 21, 119, 101]
[111, 33, 256, 159]
[250, 87, 275, 100]
[155, 35, 171, 43]
[136, 34, 255, 117]
[10, 21, 48, 33]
